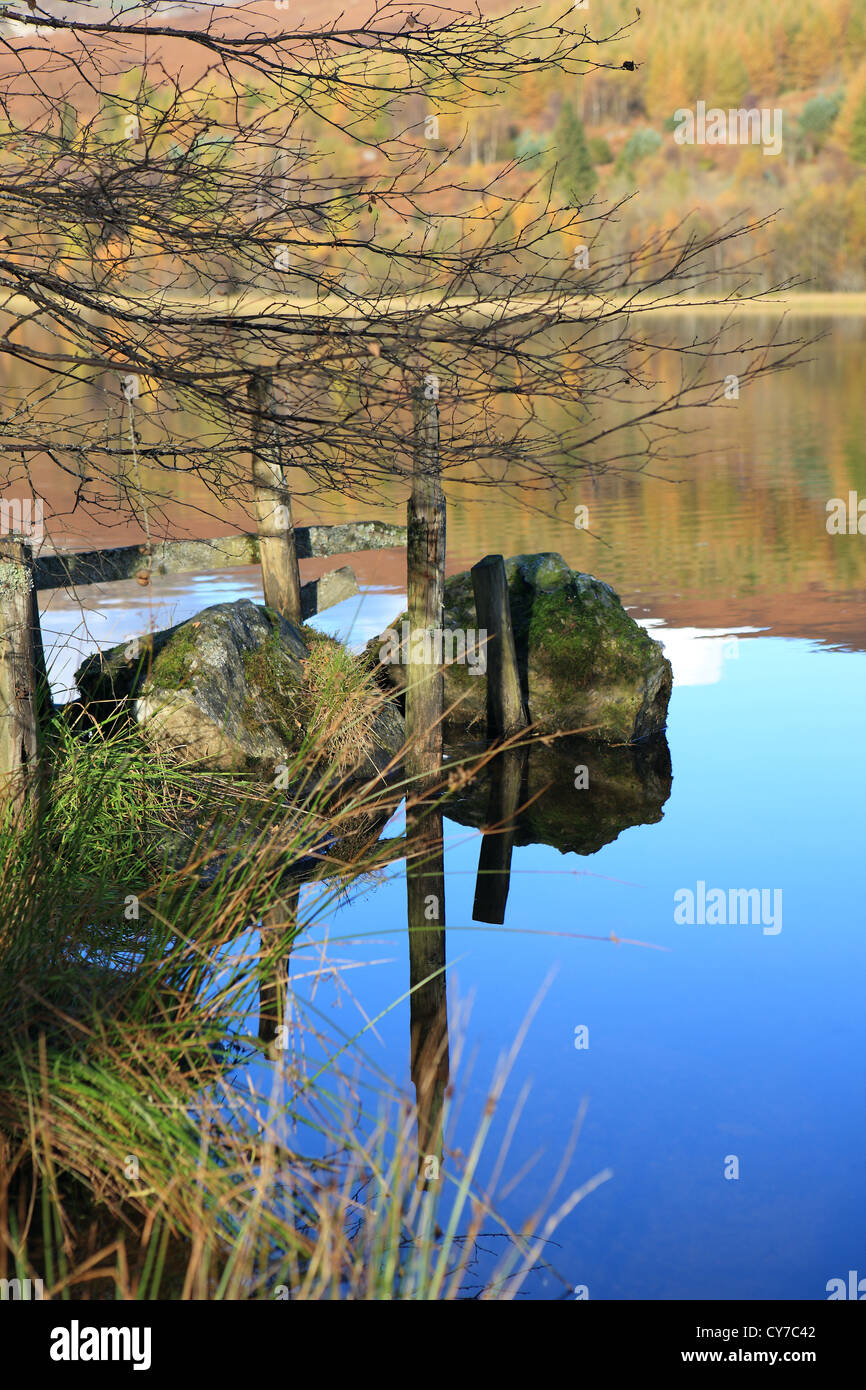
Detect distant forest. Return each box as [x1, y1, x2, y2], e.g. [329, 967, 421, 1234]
[465, 0, 866, 292]
[3, 0, 865, 292]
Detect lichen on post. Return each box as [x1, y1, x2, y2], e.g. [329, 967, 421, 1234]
[405, 383, 445, 782]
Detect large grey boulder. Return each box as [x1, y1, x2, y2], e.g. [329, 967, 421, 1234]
[369, 553, 672, 743]
[76, 598, 403, 777]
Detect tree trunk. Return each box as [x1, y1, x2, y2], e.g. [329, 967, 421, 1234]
[0, 540, 47, 816]
[248, 372, 303, 625]
[405, 386, 445, 781]
[471, 553, 527, 738]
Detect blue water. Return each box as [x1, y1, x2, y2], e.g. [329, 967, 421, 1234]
[212, 628, 864, 1299]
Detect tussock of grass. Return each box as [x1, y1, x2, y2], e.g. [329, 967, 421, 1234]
[243, 625, 389, 780]
[299, 630, 384, 778]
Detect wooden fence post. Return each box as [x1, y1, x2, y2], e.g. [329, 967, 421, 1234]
[405, 385, 445, 780]
[0, 539, 48, 815]
[470, 553, 527, 739]
[248, 371, 303, 625]
[405, 379, 448, 1176]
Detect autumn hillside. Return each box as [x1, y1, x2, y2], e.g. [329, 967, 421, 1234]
[2, 0, 865, 290]
[409, 0, 866, 292]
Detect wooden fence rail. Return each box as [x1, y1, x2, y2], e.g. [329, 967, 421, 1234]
[32, 520, 407, 592]
[2, 519, 410, 806]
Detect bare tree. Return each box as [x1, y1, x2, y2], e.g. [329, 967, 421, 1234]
[0, 2, 805, 760]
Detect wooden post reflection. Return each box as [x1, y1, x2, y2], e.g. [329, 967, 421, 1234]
[472, 747, 526, 925]
[258, 882, 301, 1048]
[406, 802, 449, 1183]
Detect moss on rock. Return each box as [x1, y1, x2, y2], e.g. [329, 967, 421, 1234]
[241, 632, 306, 754]
[147, 622, 201, 693]
[370, 553, 672, 743]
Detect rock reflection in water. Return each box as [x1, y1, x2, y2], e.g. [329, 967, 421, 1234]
[443, 735, 672, 924]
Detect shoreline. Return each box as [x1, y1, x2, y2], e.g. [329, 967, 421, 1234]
[4, 290, 866, 326]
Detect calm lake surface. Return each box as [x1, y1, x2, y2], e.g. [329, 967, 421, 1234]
[34, 314, 866, 1299]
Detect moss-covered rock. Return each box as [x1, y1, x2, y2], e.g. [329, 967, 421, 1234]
[369, 553, 672, 743]
[76, 600, 309, 769]
[75, 599, 404, 776]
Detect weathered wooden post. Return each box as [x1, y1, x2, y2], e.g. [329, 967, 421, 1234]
[248, 371, 303, 625]
[470, 554, 527, 739]
[472, 746, 526, 925]
[0, 539, 48, 816]
[405, 383, 445, 782]
[406, 804, 449, 1183]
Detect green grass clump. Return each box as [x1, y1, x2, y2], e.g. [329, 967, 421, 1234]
[242, 626, 384, 777]
[299, 630, 383, 776]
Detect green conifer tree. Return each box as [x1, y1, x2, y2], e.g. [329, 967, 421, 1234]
[554, 100, 597, 205]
